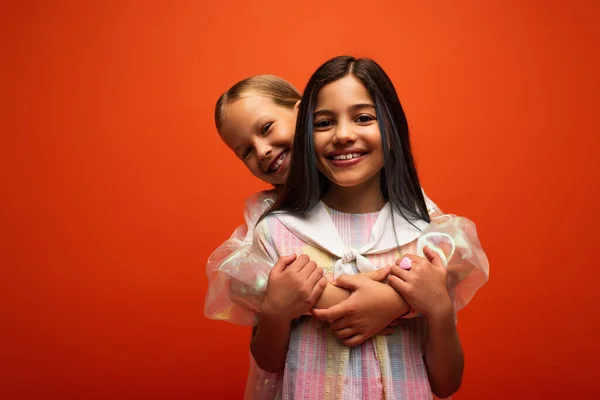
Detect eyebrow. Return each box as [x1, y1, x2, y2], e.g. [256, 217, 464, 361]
[252, 118, 265, 134]
[313, 103, 376, 118]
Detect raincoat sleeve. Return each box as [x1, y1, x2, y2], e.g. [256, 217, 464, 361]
[204, 190, 277, 326]
[418, 190, 490, 312]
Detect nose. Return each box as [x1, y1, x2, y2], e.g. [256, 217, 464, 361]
[332, 120, 356, 144]
[256, 140, 273, 161]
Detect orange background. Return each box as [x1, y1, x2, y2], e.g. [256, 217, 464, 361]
[2, 1, 599, 399]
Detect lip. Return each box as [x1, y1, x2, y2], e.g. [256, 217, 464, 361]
[326, 149, 368, 168]
[327, 153, 367, 167]
[326, 148, 366, 157]
[267, 150, 290, 175]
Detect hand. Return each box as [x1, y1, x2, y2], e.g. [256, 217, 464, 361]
[312, 267, 407, 347]
[261, 254, 327, 322]
[379, 318, 402, 335]
[346, 267, 391, 283]
[395, 239, 455, 267]
[313, 267, 392, 310]
[388, 247, 453, 319]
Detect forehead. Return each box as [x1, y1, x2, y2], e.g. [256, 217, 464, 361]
[219, 95, 275, 148]
[315, 75, 372, 109]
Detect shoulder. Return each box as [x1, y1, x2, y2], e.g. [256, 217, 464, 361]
[420, 187, 440, 214]
[253, 209, 299, 244]
[242, 190, 277, 241]
[252, 212, 289, 260]
[243, 189, 276, 217]
[254, 210, 282, 236]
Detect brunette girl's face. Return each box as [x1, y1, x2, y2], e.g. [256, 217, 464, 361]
[312, 75, 384, 190]
[219, 95, 298, 185]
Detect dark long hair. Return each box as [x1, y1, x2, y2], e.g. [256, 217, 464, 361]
[262, 56, 430, 225]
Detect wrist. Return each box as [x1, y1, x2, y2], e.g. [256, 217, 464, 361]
[383, 283, 411, 318]
[425, 300, 454, 324]
[260, 300, 292, 324]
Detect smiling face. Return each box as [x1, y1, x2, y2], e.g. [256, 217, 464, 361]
[312, 75, 385, 191]
[218, 94, 297, 185]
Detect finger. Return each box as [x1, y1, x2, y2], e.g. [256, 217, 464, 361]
[330, 315, 353, 331]
[423, 246, 445, 268]
[307, 276, 327, 306]
[331, 274, 360, 291]
[312, 300, 352, 321]
[333, 326, 356, 340]
[287, 254, 311, 273]
[400, 254, 427, 265]
[342, 334, 367, 347]
[423, 246, 444, 267]
[299, 260, 318, 279]
[272, 253, 297, 273]
[361, 266, 391, 282]
[306, 266, 324, 287]
[390, 265, 410, 281]
[388, 274, 410, 295]
[395, 257, 412, 270]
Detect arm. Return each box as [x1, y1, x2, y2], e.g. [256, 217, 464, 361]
[313, 266, 407, 310]
[424, 306, 464, 398]
[313, 283, 352, 309]
[388, 247, 464, 398]
[250, 286, 293, 373]
[204, 224, 268, 326]
[420, 209, 490, 312]
[312, 267, 411, 346]
[416, 187, 489, 312]
[204, 191, 275, 326]
[249, 225, 327, 372]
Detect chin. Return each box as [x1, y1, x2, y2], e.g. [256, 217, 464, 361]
[268, 176, 286, 186]
[329, 175, 369, 188]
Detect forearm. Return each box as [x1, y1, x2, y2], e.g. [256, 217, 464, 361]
[313, 283, 409, 316]
[384, 284, 410, 318]
[424, 311, 464, 398]
[250, 313, 291, 373]
[313, 283, 351, 309]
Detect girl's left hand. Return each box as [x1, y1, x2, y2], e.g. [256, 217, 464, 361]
[312, 267, 407, 347]
[388, 246, 453, 319]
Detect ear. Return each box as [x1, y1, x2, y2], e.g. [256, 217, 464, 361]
[294, 100, 301, 114]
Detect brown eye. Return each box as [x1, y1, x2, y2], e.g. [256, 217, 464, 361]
[314, 119, 333, 129]
[355, 114, 375, 123]
[261, 122, 273, 136]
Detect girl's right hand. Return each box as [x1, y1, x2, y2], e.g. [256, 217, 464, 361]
[260, 254, 327, 322]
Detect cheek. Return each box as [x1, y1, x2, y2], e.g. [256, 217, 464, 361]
[369, 133, 384, 156]
[245, 159, 262, 176]
[312, 142, 327, 171]
[313, 136, 328, 157]
[275, 125, 295, 145]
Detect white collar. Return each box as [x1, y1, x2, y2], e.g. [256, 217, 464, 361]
[274, 201, 428, 278]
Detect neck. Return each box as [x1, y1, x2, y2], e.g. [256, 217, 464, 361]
[322, 172, 385, 214]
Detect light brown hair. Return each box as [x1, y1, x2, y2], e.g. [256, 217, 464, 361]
[215, 75, 301, 132]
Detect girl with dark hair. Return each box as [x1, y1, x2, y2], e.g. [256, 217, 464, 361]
[247, 56, 489, 399]
[205, 75, 432, 328]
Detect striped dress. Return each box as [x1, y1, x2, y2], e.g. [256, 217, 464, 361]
[245, 205, 432, 400]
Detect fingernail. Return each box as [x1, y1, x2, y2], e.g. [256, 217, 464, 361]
[399, 257, 412, 270]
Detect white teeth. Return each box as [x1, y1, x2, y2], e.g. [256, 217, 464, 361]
[332, 153, 361, 161]
[269, 151, 288, 172]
